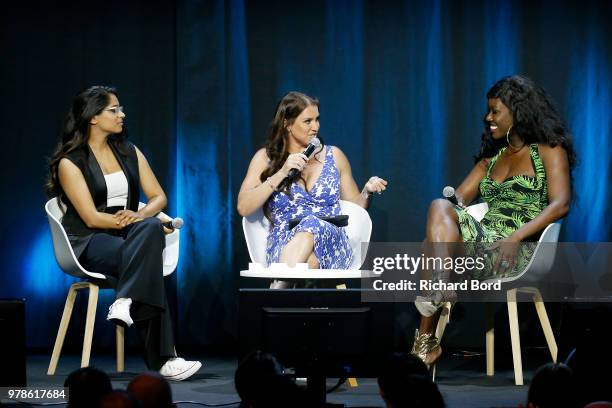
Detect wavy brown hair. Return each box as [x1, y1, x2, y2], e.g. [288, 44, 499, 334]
[260, 92, 324, 193]
[45, 86, 128, 206]
[260, 92, 324, 222]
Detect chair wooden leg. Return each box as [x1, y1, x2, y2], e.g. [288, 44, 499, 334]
[116, 325, 125, 372]
[507, 289, 523, 385]
[48, 283, 82, 375]
[81, 283, 99, 368]
[435, 303, 451, 340]
[336, 283, 357, 387]
[431, 302, 452, 383]
[532, 290, 558, 362]
[485, 303, 495, 376]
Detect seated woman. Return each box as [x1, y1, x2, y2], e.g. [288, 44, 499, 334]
[411, 75, 575, 367]
[45, 86, 201, 381]
[237, 92, 388, 286]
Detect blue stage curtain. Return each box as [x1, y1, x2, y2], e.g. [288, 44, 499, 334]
[0, 0, 610, 349]
[172, 0, 611, 346]
[565, 18, 612, 241]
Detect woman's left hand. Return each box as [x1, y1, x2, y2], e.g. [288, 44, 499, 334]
[364, 176, 388, 195]
[113, 210, 143, 227]
[488, 235, 520, 277]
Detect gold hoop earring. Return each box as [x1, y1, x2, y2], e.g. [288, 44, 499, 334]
[506, 126, 524, 151]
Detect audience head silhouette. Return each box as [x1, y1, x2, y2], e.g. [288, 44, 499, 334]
[100, 390, 141, 408]
[377, 353, 445, 408]
[235, 350, 307, 408]
[64, 366, 113, 408]
[127, 372, 175, 408]
[527, 363, 576, 408]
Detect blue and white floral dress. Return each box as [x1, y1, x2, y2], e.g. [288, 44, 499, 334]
[265, 146, 353, 269]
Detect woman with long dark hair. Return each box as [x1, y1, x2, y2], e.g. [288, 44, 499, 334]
[237, 92, 388, 287]
[411, 75, 575, 367]
[46, 86, 201, 380]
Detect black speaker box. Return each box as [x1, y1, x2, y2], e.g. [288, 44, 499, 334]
[0, 299, 26, 386]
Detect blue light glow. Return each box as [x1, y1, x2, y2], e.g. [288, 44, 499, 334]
[323, 0, 365, 172]
[566, 29, 611, 241]
[23, 226, 78, 297]
[483, 0, 519, 85]
[425, 0, 446, 192]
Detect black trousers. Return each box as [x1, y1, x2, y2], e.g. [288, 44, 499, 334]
[79, 217, 175, 370]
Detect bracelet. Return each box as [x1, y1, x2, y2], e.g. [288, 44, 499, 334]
[265, 177, 276, 191]
[361, 189, 372, 199]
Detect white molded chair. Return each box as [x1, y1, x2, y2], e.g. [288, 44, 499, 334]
[242, 199, 372, 270]
[435, 202, 560, 385]
[45, 197, 179, 375]
[241, 199, 371, 387]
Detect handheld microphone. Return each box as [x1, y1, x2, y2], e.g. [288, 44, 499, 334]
[442, 186, 458, 205]
[287, 137, 321, 178]
[162, 217, 184, 230]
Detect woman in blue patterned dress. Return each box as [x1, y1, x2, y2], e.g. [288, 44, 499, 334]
[237, 92, 388, 286]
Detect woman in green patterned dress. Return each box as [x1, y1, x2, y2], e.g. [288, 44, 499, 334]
[411, 75, 576, 367]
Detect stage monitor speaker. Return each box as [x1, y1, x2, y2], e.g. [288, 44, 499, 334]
[0, 299, 26, 386]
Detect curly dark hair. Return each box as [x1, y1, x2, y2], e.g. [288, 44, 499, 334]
[45, 86, 128, 205]
[475, 75, 577, 170]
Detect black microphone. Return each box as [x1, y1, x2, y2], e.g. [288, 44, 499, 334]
[162, 217, 184, 230]
[442, 186, 458, 205]
[287, 137, 321, 178]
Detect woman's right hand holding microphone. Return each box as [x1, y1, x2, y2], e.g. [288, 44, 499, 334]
[280, 153, 309, 177]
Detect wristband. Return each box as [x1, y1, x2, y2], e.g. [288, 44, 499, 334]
[361, 189, 372, 199]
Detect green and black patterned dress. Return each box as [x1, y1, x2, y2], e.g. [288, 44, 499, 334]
[455, 144, 548, 279]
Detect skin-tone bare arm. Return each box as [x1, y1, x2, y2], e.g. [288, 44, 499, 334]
[59, 147, 169, 229]
[507, 145, 571, 241]
[237, 148, 292, 217]
[333, 147, 387, 209]
[491, 145, 571, 274]
[460, 148, 571, 239]
[237, 146, 387, 215]
[112, 146, 168, 226]
[59, 158, 125, 229]
[454, 159, 489, 207]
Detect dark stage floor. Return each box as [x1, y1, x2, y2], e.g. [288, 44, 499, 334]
[2, 350, 551, 407]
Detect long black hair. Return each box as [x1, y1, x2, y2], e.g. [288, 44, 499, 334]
[475, 75, 577, 170]
[45, 85, 128, 203]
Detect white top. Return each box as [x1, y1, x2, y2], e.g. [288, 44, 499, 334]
[104, 171, 128, 208]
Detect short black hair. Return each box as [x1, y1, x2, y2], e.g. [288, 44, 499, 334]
[377, 353, 445, 408]
[64, 366, 112, 408]
[527, 363, 577, 408]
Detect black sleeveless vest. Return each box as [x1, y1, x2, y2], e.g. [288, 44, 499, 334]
[61, 140, 140, 257]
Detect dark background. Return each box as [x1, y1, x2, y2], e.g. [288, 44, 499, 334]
[1, 0, 610, 353]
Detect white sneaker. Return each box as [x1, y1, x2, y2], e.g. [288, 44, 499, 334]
[159, 357, 202, 381]
[107, 298, 133, 327]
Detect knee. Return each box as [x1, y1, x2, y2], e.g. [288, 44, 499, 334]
[307, 252, 320, 268]
[292, 231, 314, 244]
[428, 199, 455, 221]
[135, 217, 164, 236]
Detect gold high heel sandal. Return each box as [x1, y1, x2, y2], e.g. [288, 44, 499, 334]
[412, 302, 453, 381]
[410, 329, 441, 368]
